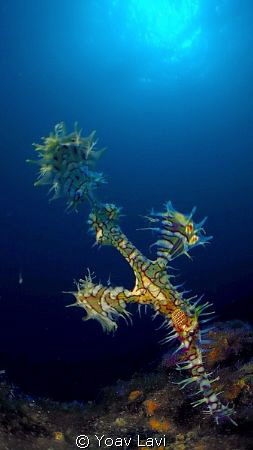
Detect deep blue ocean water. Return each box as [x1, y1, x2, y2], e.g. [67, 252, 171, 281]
[0, 0, 253, 401]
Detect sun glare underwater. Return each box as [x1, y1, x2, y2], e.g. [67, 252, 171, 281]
[102, 0, 205, 73]
[91, 0, 242, 81]
[1, 0, 253, 447]
[112, 0, 200, 51]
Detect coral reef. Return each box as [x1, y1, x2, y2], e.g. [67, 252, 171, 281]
[0, 321, 252, 449]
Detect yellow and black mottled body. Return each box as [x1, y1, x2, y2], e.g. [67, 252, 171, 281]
[29, 124, 236, 425]
[28, 122, 106, 209]
[80, 203, 235, 424]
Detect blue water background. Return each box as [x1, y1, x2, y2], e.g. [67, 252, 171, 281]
[0, 0, 253, 400]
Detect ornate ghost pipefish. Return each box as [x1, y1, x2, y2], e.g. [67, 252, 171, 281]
[28, 123, 236, 426]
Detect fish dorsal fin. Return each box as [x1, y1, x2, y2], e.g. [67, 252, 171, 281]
[141, 201, 212, 264]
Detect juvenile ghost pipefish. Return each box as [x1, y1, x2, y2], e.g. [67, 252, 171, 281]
[28, 123, 237, 426]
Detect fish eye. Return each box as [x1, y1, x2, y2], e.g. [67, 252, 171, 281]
[189, 234, 199, 245]
[185, 223, 194, 234]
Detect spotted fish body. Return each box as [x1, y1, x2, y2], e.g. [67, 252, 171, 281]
[29, 124, 236, 425]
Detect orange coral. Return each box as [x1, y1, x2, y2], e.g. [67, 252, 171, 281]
[224, 378, 247, 401]
[205, 336, 228, 365]
[204, 323, 253, 368]
[53, 431, 64, 441]
[144, 399, 160, 416]
[138, 447, 166, 450]
[148, 418, 170, 432]
[128, 390, 143, 401]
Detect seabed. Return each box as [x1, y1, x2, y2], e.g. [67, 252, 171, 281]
[0, 320, 253, 450]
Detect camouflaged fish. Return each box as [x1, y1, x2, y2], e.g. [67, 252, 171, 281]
[28, 122, 106, 209]
[28, 123, 236, 426]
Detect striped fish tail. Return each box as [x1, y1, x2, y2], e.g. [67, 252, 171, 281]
[177, 340, 237, 426]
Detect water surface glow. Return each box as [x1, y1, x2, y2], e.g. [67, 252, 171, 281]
[112, 0, 200, 50]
